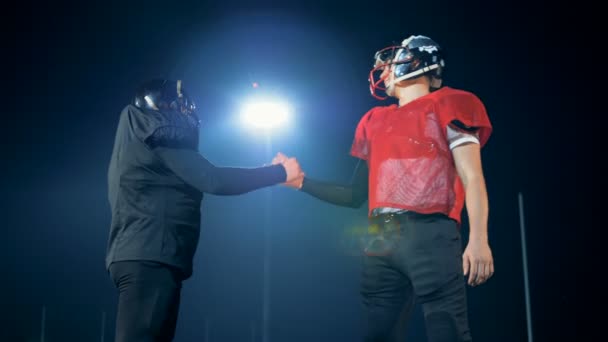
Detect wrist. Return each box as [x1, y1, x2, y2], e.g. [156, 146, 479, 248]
[468, 233, 488, 243]
[273, 163, 288, 182]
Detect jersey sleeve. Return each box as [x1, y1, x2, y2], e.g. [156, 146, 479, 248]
[350, 108, 376, 160]
[436, 90, 493, 147]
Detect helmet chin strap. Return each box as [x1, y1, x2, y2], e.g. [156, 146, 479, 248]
[387, 63, 441, 87]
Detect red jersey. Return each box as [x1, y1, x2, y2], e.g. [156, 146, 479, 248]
[350, 87, 492, 224]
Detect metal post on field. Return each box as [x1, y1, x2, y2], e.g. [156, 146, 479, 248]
[262, 133, 272, 342]
[251, 320, 257, 342]
[204, 319, 210, 342]
[240, 96, 290, 342]
[100, 311, 106, 342]
[518, 192, 534, 342]
[40, 306, 46, 342]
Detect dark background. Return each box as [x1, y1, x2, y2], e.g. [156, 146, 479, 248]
[4, 0, 587, 341]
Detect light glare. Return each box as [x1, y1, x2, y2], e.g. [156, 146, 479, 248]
[241, 100, 290, 129]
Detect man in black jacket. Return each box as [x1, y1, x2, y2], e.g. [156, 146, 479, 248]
[105, 79, 302, 342]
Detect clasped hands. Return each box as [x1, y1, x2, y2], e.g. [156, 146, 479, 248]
[272, 152, 305, 189]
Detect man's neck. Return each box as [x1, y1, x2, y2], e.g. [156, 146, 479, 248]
[395, 83, 431, 107]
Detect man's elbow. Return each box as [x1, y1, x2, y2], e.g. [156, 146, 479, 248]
[461, 173, 485, 189]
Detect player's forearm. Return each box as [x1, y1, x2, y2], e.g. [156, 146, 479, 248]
[464, 176, 489, 242]
[154, 147, 286, 195]
[210, 165, 286, 195]
[300, 177, 366, 208]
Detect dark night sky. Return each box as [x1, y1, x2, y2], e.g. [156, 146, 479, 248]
[4, 1, 587, 341]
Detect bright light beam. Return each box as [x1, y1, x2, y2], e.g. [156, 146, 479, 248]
[240, 99, 290, 130]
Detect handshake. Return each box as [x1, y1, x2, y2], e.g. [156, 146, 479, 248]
[272, 152, 305, 189]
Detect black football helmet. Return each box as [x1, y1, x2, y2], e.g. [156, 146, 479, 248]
[369, 35, 445, 100]
[134, 79, 197, 116]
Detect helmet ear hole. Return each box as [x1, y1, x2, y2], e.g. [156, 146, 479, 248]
[410, 59, 420, 70]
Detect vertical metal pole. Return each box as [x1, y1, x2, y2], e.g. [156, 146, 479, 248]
[40, 306, 46, 342]
[204, 319, 209, 342]
[518, 192, 534, 342]
[100, 311, 106, 342]
[262, 133, 272, 342]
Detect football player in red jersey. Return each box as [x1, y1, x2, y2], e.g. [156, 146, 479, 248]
[275, 35, 494, 342]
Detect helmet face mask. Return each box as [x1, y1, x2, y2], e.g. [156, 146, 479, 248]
[369, 35, 445, 100]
